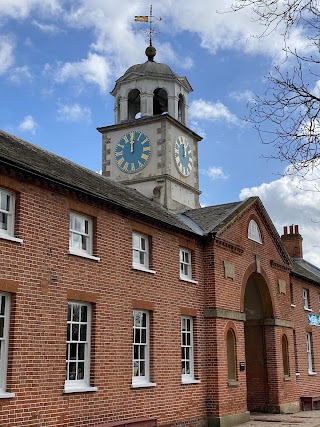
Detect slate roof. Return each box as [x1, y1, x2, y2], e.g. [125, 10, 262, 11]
[183, 200, 250, 235]
[291, 258, 320, 286]
[0, 130, 195, 234]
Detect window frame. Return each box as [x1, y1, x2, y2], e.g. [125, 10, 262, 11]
[0, 293, 14, 398]
[132, 310, 155, 387]
[0, 188, 22, 244]
[181, 316, 199, 384]
[303, 288, 310, 310]
[69, 212, 99, 261]
[306, 332, 315, 375]
[0, 188, 14, 238]
[248, 219, 263, 244]
[180, 248, 192, 281]
[132, 232, 149, 270]
[64, 301, 96, 393]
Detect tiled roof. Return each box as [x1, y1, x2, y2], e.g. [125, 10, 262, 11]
[291, 258, 320, 286]
[182, 200, 249, 234]
[0, 130, 195, 234]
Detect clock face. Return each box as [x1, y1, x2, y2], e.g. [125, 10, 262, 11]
[115, 131, 151, 173]
[174, 135, 193, 177]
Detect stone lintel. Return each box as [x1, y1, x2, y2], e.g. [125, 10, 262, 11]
[204, 308, 246, 322]
[264, 318, 294, 328]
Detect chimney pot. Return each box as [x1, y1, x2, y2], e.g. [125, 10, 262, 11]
[289, 225, 294, 234]
[284, 226, 288, 235]
[295, 225, 299, 234]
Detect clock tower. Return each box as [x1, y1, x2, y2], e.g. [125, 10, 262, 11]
[98, 46, 202, 211]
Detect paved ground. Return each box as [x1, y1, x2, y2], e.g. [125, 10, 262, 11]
[242, 412, 320, 427]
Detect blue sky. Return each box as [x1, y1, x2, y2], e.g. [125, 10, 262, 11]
[1, 0, 320, 264]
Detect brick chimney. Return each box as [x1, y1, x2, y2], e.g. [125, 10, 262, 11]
[281, 225, 303, 259]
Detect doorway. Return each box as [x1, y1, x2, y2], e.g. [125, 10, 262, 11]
[244, 273, 273, 412]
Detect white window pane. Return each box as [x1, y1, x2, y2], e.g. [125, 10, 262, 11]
[69, 213, 92, 255]
[132, 233, 140, 248]
[0, 213, 8, 230]
[66, 302, 91, 387]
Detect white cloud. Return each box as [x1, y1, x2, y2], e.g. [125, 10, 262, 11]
[9, 66, 32, 83]
[0, 0, 62, 19]
[230, 90, 255, 103]
[53, 52, 111, 92]
[57, 103, 91, 123]
[18, 115, 38, 134]
[32, 20, 63, 34]
[200, 166, 229, 180]
[189, 99, 238, 124]
[0, 36, 15, 74]
[240, 168, 320, 266]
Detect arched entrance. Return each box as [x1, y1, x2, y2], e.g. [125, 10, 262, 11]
[244, 272, 273, 412]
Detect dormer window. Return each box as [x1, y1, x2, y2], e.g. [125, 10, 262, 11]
[248, 219, 262, 243]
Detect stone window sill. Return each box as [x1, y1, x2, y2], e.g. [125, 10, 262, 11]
[180, 276, 198, 285]
[131, 381, 156, 389]
[0, 392, 15, 399]
[63, 386, 97, 394]
[68, 250, 100, 262]
[0, 234, 23, 244]
[181, 378, 200, 385]
[228, 380, 239, 387]
[132, 265, 156, 274]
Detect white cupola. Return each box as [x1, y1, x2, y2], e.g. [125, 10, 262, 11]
[111, 46, 192, 126]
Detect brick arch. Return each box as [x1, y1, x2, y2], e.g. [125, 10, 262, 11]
[224, 321, 239, 341]
[240, 262, 275, 317]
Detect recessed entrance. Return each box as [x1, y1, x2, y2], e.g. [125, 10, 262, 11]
[244, 272, 273, 412]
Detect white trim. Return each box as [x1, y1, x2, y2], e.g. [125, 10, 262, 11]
[248, 219, 263, 244]
[181, 316, 197, 383]
[180, 248, 192, 281]
[69, 212, 94, 257]
[132, 232, 149, 270]
[306, 332, 313, 374]
[290, 304, 296, 308]
[0, 392, 15, 399]
[0, 235, 23, 244]
[132, 265, 156, 274]
[68, 250, 100, 261]
[0, 293, 11, 395]
[308, 371, 317, 376]
[132, 310, 151, 386]
[180, 277, 198, 284]
[131, 382, 156, 388]
[304, 308, 313, 312]
[0, 189, 15, 238]
[65, 301, 93, 391]
[181, 379, 201, 385]
[303, 288, 310, 310]
[63, 386, 97, 394]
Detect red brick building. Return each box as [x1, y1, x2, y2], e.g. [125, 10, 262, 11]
[0, 46, 319, 427]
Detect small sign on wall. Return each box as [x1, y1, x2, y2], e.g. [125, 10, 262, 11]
[239, 362, 245, 372]
[308, 313, 320, 326]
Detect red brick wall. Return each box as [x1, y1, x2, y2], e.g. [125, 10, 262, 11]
[0, 174, 207, 427]
[290, 275, 320, 401]
[1, 174, 317, 426]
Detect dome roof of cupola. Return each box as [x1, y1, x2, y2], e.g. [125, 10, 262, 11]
[122, 60, 178, 80]
[110, 47, 192, 95]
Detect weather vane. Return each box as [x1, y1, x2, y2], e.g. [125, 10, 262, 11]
[134, 5, 162, 46]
